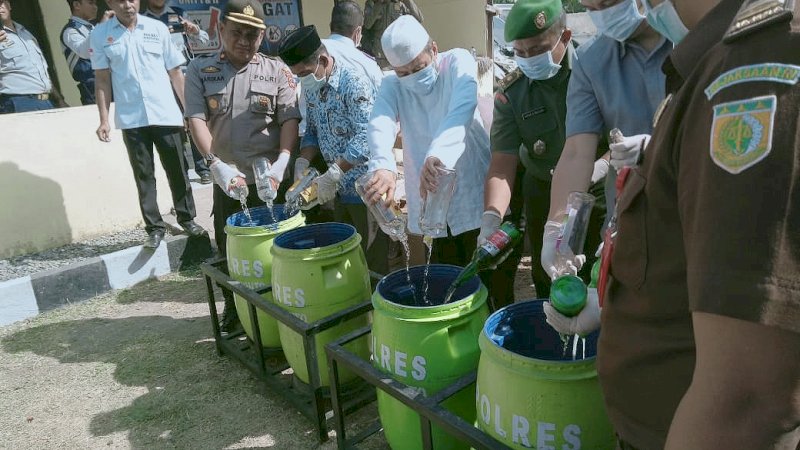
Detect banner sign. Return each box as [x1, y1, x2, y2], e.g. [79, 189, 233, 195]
[171, 0, 303, 56]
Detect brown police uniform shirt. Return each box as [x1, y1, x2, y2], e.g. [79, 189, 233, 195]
[599, 1, 800, 449]
[184, 53, 301, 181]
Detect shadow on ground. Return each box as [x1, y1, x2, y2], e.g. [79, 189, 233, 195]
[115, 269, 208, 305]
[1, 313, 327, 448]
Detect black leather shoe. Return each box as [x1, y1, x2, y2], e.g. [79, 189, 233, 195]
[144, 230, 165, 249]
[219, 308, 241, 333]
[199, 172, 212, 184]
[179, 220, 207, 237]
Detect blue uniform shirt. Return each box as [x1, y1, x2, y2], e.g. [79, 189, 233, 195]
[301, 63, 375, 204]
[566, 35, 671, 221]
[0, 22, 52, 95]
[566, 35, 671, 139]
[90, 14, 186, 129]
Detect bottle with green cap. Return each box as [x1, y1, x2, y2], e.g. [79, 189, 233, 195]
[443, 222, 522, 304]
[549, 258, 601, 317]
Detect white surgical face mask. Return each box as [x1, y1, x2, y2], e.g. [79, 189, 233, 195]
[588, 0, 645, 42]
[300, 56, 325, 93]
[399, 58, 438, 95]
[641, 0, 689, 44]
[514, 33, 563, 81]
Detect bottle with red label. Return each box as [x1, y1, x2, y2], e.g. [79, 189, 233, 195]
[443, 222, 522, 303]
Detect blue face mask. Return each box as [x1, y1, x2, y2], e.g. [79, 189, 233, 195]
[514, 34, 563, 81]
[641, 0, 689, 44]
[300, 57, 326, 93]
[588, 0, 645, 42]
[399, 59, 438, 95]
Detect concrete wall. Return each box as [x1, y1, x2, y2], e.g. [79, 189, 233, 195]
[0, 106, 175, 258]
[40, 0, 489, 107]
[39, 0, 83, 107]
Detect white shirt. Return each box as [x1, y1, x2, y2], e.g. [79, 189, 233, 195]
[368, 48, 490, 237]
[90, 15, 186, 129]
[322, 34, 383, 90]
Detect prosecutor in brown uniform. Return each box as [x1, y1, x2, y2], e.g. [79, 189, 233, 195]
[598, 1, 800, 449]
[184, 0, 301, 330]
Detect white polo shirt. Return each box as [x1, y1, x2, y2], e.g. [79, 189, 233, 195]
[90, 14, 185, 129]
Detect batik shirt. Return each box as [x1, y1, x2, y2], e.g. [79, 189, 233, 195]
[300, 63, 375, 204]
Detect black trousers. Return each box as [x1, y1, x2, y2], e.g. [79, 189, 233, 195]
[122, 126, 196, 233]
[523, 174, 606, 298]
[78, 80, 95, 105]
[334, 202, 390, 276]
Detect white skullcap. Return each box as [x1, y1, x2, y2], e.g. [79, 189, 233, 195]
[381, 15, 430, 67]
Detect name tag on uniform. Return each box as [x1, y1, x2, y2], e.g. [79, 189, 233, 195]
[522, 107, 546, 120]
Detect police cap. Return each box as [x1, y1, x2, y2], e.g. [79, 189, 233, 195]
[278, 25, 322, 66]
[224, 0, 266, 30]
[504, 0, 562, 42]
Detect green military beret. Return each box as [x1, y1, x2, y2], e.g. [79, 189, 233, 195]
[504, 0, 562, 42]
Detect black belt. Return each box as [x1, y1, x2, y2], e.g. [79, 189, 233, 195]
[0, 93, 50, 101]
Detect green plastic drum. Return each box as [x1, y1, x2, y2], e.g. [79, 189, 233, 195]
[225, 205, 305, 348]
[476, 300, 615, 449]
[372, 264, 489, 450]
[271, 222, 371, 386]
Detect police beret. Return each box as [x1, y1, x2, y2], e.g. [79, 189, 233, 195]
[224, 0, 266, 30]
[278, 25, 322, 66]
[504, 0, 562, 42]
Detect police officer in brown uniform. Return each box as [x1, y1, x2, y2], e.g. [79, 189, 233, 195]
[184, 0, 301, 330]
[544, 0, 800, 448]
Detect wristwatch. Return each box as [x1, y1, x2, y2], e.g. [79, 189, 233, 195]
[204, 153, 217, 165]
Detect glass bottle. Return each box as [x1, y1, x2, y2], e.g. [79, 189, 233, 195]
[355, 172, 407, 240]
[286, 167, 320, 210]
[549, 191, 596, 315]
[444, 222, 522, 303]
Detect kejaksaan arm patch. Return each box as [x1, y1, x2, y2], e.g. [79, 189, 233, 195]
[710, 95, 776, 174]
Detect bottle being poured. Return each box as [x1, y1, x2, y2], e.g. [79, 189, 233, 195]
[252, 157, 278, 224]
[285, 167, 321, 215]
[546, 191, 596, 359]
[209, 155, 254, 225]
[443, 222, 523, 304]
[418, 166, 457, 306]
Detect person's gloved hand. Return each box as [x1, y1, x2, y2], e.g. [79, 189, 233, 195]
[609, 134, 651, 171]
[314, 163, 343, 205]
[590, 158, 610, 184]
[293, 157, 310, 183]
[210, 159, 246, 199]
[543, 287, 601, 336]
[268, 151, 291, 184]
[477, 210, 502, 246]
[541, 219, 585, 280]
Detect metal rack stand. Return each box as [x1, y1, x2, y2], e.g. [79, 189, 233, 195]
[200, 257, 377, 442]
[325, 326, 512, 450]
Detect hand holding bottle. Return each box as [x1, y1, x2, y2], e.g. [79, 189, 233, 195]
[314, 163, 343, 204]
[543, 287, 601, 336]
[477, 211, 502, 246]
[210, 159, 246, 199]
[609, 132, 650, 171]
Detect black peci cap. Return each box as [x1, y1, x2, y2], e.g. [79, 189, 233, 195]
[277, 25, 322, 66]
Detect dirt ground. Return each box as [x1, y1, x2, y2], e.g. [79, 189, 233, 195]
[0, 260, 536, 449]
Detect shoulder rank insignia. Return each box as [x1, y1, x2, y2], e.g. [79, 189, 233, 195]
[201, 65, 221, 73]
[710, 94, 776, 174]
[498, 68, 523, 92]
[724, 0, 795, 43]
